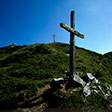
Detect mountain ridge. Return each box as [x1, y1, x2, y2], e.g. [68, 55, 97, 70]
[104, 51, 112, 58]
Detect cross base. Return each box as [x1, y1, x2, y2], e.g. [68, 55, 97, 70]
[50, 72, 86, 91]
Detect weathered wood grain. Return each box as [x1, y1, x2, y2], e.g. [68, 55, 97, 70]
[60, 23, 84, 38]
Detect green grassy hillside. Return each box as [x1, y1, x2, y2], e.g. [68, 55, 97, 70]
[104, 51, 112, 58]
[0, 42, 112, 109]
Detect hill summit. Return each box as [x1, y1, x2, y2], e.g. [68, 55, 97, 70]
[0, 42, 112, 80]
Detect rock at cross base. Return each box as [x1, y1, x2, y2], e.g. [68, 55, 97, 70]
[73, 72, 86, 87]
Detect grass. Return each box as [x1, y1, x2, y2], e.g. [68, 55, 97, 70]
[0, 76, 38, 108]
[0, 42, 112, 109]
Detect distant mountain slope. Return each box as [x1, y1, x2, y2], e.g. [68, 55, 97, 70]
[104, 51, 112, 58]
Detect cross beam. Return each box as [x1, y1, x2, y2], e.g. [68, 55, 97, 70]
[60, 11, 84, 78]
[60, 23, 84, 38]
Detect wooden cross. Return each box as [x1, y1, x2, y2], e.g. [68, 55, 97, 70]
[60, 11, 84, 78]
[53, 33, 56, 43]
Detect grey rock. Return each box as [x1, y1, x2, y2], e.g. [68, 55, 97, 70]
[73, 73, 86, 86]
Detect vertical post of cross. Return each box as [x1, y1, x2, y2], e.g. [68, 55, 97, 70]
[70, 11, 75, 77]
[60, 11, 84, 79]
[53, 33, 56, 43]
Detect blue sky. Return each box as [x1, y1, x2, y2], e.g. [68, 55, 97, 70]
[0, 0, 112, 54]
